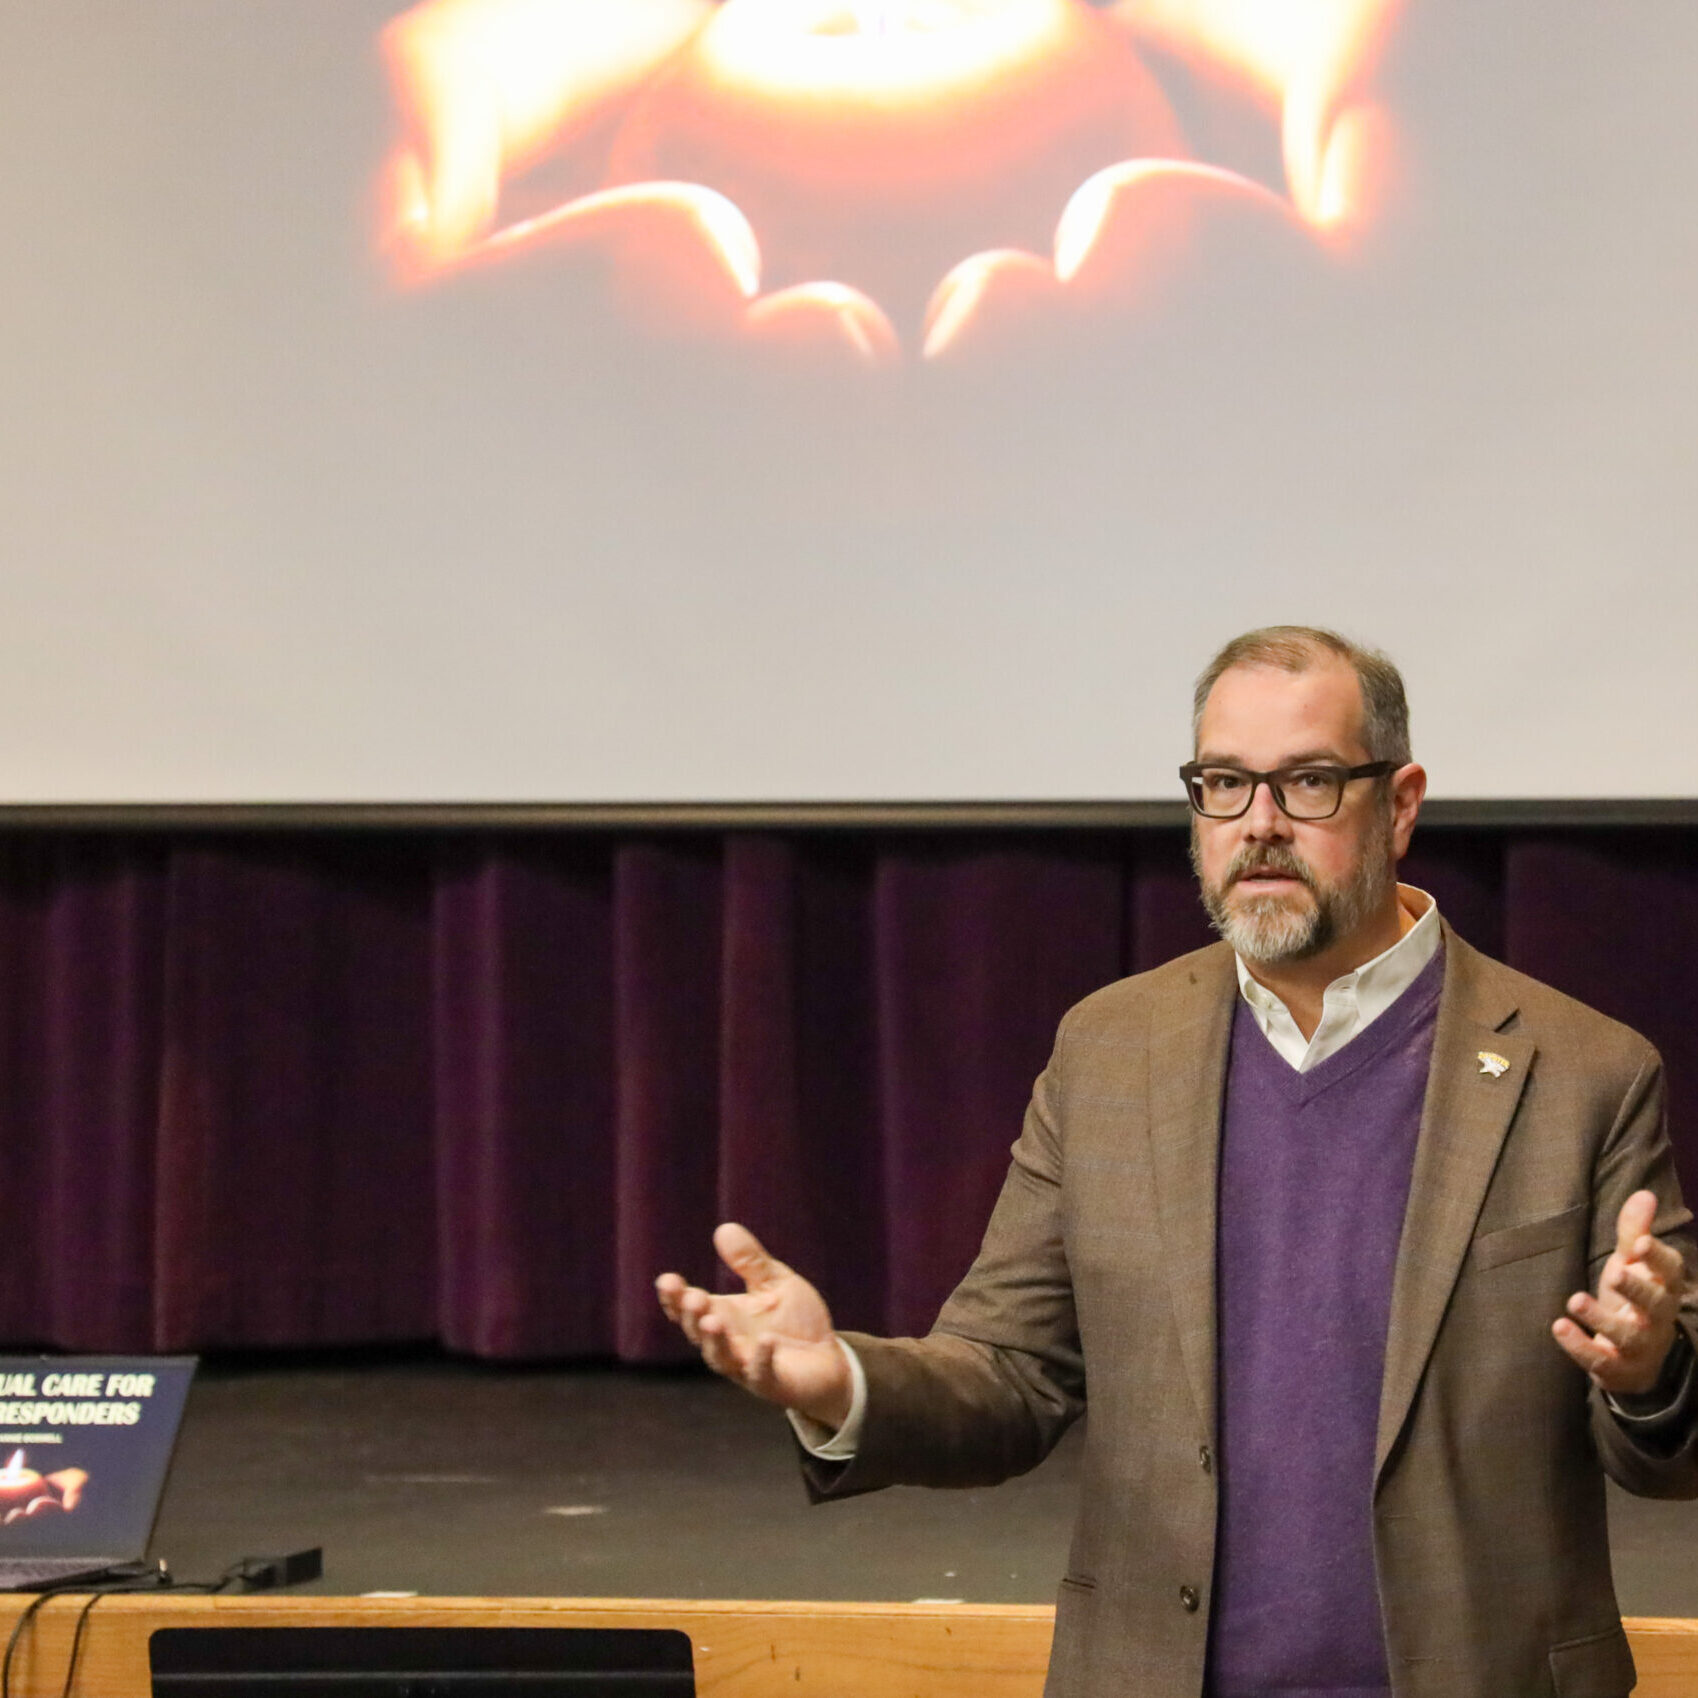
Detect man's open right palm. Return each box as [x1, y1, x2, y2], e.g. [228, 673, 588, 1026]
[655, 1223, 852, 1429]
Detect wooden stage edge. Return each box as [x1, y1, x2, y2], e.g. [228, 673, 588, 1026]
[0, 1596, 1695, 1698]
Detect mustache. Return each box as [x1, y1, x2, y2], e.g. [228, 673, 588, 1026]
[1226, 846, 1316, 890]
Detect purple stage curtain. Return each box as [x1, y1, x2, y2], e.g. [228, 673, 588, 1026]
[0, 827, 1692, 1361]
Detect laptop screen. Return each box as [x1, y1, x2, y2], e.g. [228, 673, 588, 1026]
[0, 1355, 195, 1559]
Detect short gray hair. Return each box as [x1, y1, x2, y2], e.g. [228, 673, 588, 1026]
[1191, 626, 1412, 765]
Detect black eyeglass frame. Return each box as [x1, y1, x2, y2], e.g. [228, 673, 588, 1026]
[1178, 760, 1400, 821]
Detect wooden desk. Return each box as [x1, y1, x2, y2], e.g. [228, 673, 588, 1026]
[0, 1595, 1693, 1697]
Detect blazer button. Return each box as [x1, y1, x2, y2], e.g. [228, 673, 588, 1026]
[1198, 1444, 1213, 1473]
[1179, 1586, 1200, 1613]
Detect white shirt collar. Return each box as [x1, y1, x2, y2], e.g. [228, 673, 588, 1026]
[1234, 885, 1442, 1072]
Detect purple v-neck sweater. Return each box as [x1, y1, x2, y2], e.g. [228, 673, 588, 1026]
[1205, 948, 1445, 1698]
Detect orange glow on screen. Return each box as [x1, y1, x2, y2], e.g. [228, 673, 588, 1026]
[378, 0, 1400, 362]
[1112, 0, 1396, 228]
[0, 1450, 88, 1524]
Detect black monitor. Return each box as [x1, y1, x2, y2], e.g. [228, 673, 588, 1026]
[150, 1626, 696, 1697]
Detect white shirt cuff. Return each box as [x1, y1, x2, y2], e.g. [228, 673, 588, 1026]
[786, 1337, 867, 1460]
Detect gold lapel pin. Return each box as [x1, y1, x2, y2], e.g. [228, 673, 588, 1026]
[1477, 1050, 1509, 1079]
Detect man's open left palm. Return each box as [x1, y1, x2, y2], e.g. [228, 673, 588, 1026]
[1553, 1189, 1690, 1396]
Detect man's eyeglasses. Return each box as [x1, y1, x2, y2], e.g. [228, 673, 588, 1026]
[1178, 761, 1398, 821]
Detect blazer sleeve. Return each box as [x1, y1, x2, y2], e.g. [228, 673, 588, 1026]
[1584, 1046, 1698, 1496]
[803, 1023, 1086, 1501]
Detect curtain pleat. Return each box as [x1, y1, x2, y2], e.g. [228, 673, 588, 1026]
[0, 826, 1690, 1359]
[0, 839, 166, 1346]
[1504, 835, 1698, 1206]
[872, 841, 1127, 1337]
[435, 842, 614, 1357]
[155, 842, 436, 1349]
[610, 842, 724, 1360]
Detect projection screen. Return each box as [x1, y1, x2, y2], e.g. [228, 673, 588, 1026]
[1, 0, 1694, 807]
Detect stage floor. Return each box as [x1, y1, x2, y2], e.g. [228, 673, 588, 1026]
[148, 1358, 1698, 1614]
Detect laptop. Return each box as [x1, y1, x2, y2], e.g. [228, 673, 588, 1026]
[0, 1355, 195, 1591]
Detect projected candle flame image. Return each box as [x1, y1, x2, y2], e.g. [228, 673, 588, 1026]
[0, 1449, 89, 1525]
[378, 0, 1401, 362]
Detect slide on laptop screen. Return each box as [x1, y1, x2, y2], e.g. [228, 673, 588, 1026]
[0, 1356, 195, 1591]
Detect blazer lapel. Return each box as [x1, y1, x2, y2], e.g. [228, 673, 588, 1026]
[1145, 944, 1237, 1441]
[1375, 930, 1534, 1478]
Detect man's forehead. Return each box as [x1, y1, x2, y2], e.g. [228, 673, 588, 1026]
[1196, 659, 1367, 755]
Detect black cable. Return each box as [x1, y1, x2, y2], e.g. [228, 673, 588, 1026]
[0, 1575, 142, 1698]
[1, 1560, 245, 1698]
[58, 1590, 109, 1698]
[56, 1570, 185, 1698]
[3, 1589, 60, 1698]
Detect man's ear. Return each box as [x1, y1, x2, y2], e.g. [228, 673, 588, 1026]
[1390, 762, 1427, 858]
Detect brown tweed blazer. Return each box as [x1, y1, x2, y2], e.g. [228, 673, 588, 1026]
[812, 928, 1698, 1698]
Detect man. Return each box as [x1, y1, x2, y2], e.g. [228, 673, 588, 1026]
[656, 627, 1698, 1698]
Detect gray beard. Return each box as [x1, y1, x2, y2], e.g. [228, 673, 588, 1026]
[1191, 819, 1395, 966]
